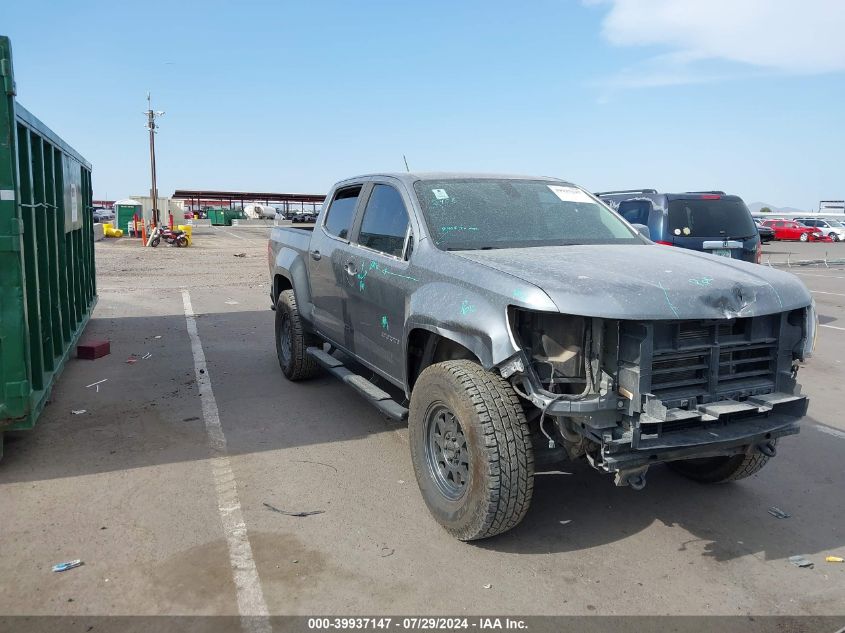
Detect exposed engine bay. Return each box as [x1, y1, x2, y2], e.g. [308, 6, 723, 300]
[505, 307, 814, 489]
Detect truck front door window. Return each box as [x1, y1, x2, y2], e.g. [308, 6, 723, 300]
[358, 184, 410, 258]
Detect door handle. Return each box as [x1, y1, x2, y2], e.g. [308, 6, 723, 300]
[345, 261, 358, 276]
[310, 250, 321, 261]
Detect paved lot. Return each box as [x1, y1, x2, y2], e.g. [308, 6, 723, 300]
[1, 231, 844, 621]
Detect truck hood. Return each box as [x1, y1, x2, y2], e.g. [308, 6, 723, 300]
[454, 244, 811, 320]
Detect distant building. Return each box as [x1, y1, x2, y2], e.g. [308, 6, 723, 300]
[819, 200, 844, 213]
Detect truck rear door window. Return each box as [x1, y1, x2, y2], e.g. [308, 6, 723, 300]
[358, 184, 410, 258]
[324, 186, 361, 239]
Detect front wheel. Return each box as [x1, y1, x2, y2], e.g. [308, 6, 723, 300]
[275, 289, 320, 380]
[667, 442, 776, 483]
[409, 360, 534, 540]
[150, 236, 160, 247]
[829, 232, 838, 242]
[176, 235, 188, 247]
[799, 232, 809, 242]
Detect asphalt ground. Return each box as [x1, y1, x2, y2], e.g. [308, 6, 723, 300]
[1, 230, 843, 627]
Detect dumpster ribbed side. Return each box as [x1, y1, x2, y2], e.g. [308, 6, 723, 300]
[0, 35, 96, 458]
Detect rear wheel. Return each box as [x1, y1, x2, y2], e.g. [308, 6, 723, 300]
[667, 442, 776, 483]
[176, 235, 188, 247]
[275, 289, 320, 380]
[829, 232, 838, 242]
[799, 232, 809, 242]
[150, 236, 160, 247]
[409, 360, 534, 540]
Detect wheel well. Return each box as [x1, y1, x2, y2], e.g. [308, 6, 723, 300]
[273, 274, 292, 303]
[407, 329, 480, 390]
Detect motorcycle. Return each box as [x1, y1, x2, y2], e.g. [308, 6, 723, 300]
[147, 225, 188, 248]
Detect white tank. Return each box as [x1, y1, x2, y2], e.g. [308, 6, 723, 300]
[243, 204, 276, 219]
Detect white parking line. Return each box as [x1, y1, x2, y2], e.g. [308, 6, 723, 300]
[813, 424, 845, 441]
[811, 290, 845, 297]
[182, 289, 271, 633]
[221, 228, 248, 240]
[820, 323, 845, 331]
[794, 272, 845, 280]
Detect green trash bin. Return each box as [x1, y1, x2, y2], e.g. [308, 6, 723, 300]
[0, 35, 97, 460]
[208, 208, 244, 226]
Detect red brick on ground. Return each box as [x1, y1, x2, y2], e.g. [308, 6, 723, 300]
[77, 339, 110, 360]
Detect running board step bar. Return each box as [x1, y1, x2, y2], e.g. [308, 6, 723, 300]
[306, 347, 408, 421]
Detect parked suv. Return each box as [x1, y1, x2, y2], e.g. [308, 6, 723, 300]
[793, 218, 845, 242]
[597, 190, 761, 263]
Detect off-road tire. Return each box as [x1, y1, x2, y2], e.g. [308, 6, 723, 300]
[667, 441, 776, 483]
[275, 289, 320, 381]
[409, 360, 534, 540]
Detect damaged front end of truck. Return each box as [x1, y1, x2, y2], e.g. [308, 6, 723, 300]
[502, 305, 815, 489]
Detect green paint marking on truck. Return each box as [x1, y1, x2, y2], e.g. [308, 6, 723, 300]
[689, 277, 714, 287]
[380, 268, 418, 282]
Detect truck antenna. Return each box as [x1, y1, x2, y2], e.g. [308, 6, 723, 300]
[403, 154, 410, 172]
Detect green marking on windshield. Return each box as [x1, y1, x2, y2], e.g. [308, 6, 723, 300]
[513, 288, 528, 300]
[381, 315, 389, 330]
[460, 299, 476, 316]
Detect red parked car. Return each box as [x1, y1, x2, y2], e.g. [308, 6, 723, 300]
[761, 219, 825, 242]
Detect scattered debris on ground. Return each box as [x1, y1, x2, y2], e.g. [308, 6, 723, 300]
[263, 502, 324, 517]
[85, 379, 108, 393]
[788, 555, 814, 569]
[826, 556, 844, 563]
[71, 410, 86, 415]
[52, 560, 84, 573]
[233, 253, 246, 258]
[291, 460, 338, 473]
[768, 507, 791, 519]
[483, 584, 492, 589]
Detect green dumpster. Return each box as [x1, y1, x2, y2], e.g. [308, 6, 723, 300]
[208, 207, 244, 226]
[0, 35, 97, 460]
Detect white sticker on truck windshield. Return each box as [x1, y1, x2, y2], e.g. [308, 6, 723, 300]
[432, 189, 449, 200]
[547, 185, 592, 203]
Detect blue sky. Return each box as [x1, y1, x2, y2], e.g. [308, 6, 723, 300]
[4, 0, 844, 209]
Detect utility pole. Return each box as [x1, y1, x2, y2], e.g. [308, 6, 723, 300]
[145, 93, 164, 226]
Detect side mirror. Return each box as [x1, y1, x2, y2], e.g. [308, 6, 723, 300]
[632, 223, 651, 240]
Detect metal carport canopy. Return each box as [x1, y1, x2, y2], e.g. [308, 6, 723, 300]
[172, 189, 325, 203]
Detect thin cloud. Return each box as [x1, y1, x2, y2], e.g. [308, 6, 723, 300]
[588, 0, 845, 90]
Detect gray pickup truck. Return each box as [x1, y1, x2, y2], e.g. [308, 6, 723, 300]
[268, 173, 815, 541]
